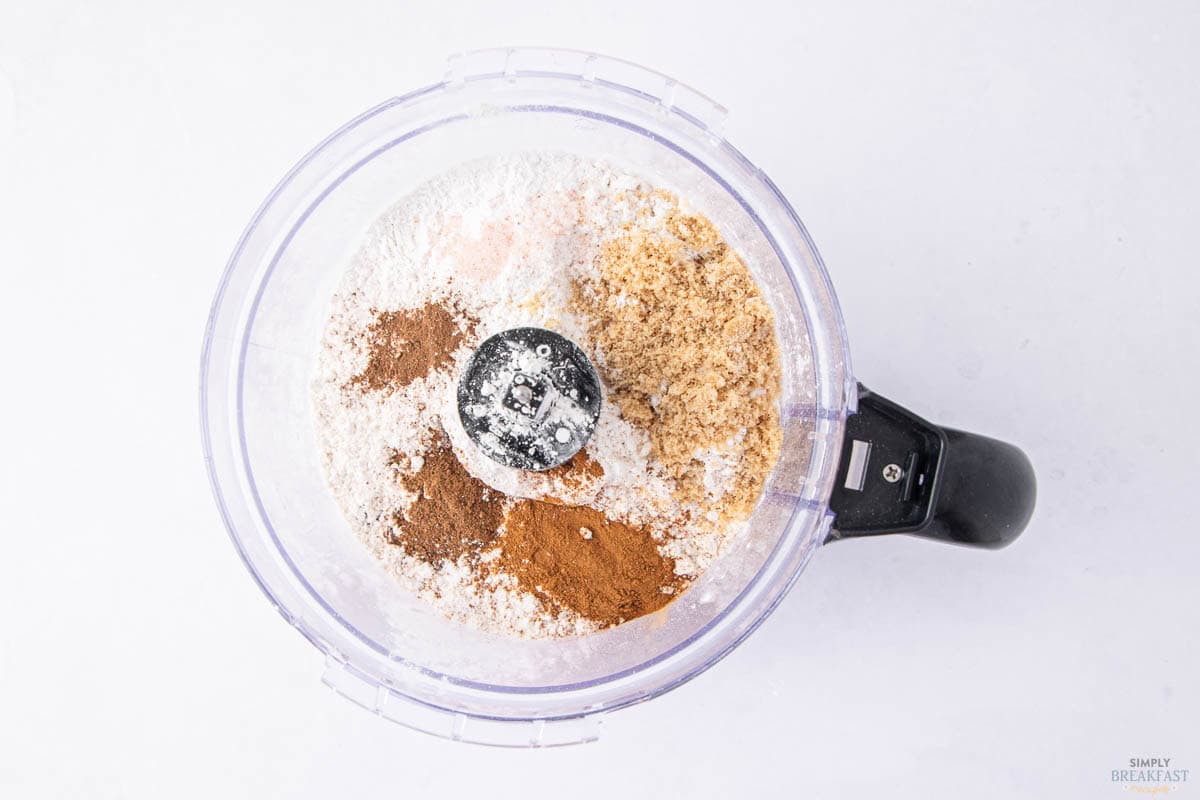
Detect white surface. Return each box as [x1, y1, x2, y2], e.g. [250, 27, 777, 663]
[1, 1, 1197, 797]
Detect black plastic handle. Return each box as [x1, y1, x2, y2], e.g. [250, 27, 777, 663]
[826, 385, 1036, 548]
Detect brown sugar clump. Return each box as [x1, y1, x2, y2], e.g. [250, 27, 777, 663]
[390, 439, 504, 565]
[496, 501, 685, 628]
[352, 302, 476, 392]
[573, 197, 782, 519]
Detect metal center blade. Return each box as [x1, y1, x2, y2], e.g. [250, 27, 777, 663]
[456, 327, 602, 471]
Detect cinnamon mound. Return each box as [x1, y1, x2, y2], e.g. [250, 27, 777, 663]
[496, 501, 685, 628]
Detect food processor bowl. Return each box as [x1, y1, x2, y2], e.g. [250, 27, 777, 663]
[200, 48, 1032, 746]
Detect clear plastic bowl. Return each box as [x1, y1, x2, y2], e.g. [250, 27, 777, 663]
[200, 48, 855, 746]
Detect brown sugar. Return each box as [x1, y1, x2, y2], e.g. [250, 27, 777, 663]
[573, 197, 782, 519]
[352, 302, 476, 392]
[390, 438, 504, 565]
[495, 500, 685, 628]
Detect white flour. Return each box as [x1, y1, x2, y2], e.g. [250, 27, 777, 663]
[312, 152, 760, 637]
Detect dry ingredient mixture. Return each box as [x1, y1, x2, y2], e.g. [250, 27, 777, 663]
[312, 152, 782, 638]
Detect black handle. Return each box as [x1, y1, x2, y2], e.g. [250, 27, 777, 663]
[827, 385, 1036, 548]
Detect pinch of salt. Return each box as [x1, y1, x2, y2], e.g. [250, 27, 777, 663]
[580, 527, 593, 540]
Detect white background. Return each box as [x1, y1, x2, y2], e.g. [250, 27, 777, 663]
[1, 0, 1197, 797]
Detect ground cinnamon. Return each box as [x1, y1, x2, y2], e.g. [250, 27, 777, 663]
[352, 302, 476, 392]
[495, 500, 684, 628]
